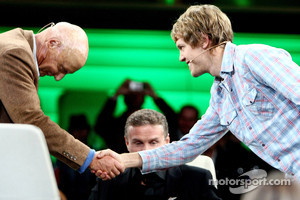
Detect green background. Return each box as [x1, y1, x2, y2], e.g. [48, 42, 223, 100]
[1, 27, 300, 152]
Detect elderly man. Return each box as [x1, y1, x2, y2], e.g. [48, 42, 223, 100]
[0, 22, 122, 176]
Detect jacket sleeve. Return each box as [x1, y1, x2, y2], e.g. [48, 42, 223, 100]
[0, 46, 90, 170]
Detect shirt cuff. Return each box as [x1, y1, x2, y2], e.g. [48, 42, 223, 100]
[78, 149, 95, 174]
[138, 151, 153, 174]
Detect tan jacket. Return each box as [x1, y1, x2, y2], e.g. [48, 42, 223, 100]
[0, 28, 90, 170]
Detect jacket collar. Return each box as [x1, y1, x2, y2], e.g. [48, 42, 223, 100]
[22, 29, 34, 53]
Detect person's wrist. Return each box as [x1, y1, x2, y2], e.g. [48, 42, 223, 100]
[152, 95, 159, 100]
[153, 95, 159, 100]
[147, 92, 157, 99]
[120, 152, 142, 169]
[120, 153, 128, 168]
[111, 94, 119, 100]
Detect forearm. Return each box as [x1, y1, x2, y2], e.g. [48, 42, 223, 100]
[138, 112, 227, 173]
[120, 152, 143, 169]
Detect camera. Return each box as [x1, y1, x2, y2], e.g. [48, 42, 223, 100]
[129, 81, 144, 92]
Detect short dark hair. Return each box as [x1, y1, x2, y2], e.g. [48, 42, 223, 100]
[124, 109, 168, 139]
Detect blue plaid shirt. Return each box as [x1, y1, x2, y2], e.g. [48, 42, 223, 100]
[139, 42, 300, 180]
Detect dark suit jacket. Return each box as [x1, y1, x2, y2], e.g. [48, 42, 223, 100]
[89, 165, 222, 200]
[0, 28, 90, 170]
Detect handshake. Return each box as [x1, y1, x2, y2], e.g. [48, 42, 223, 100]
[88, 149, 142, 180]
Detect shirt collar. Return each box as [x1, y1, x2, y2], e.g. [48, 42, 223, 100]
[220, 42, 235, 77]
[32, 34, 40, 78]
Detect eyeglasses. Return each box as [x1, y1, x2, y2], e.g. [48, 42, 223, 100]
[37, 22, 55, 34]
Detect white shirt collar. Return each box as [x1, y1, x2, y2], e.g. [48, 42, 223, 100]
[32, 34, 40, 78]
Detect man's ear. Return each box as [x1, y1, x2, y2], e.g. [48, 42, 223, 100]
[47, 38, 61, 48]
[124, 136, 131, 152]
[166, 134, 170, 144]
[202, 34, 210, 49]
[124, 136, 129, 146]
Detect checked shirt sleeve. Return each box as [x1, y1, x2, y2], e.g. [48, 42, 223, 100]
[138, 105, 227, 173]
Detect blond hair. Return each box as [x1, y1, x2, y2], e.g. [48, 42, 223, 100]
[171, 4, 233, 47]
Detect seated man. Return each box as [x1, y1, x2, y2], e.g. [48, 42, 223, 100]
[89, 109, 221, 200]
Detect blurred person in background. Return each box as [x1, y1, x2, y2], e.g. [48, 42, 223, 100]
[175, 105, 199, 139]
[94, 79, 180, 153]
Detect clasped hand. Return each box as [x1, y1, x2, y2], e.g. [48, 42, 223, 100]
[89, 149, 124, 180]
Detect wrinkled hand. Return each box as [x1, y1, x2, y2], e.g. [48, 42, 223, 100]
[89, 150, 125, 180]
[95, 149, 125, 180]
